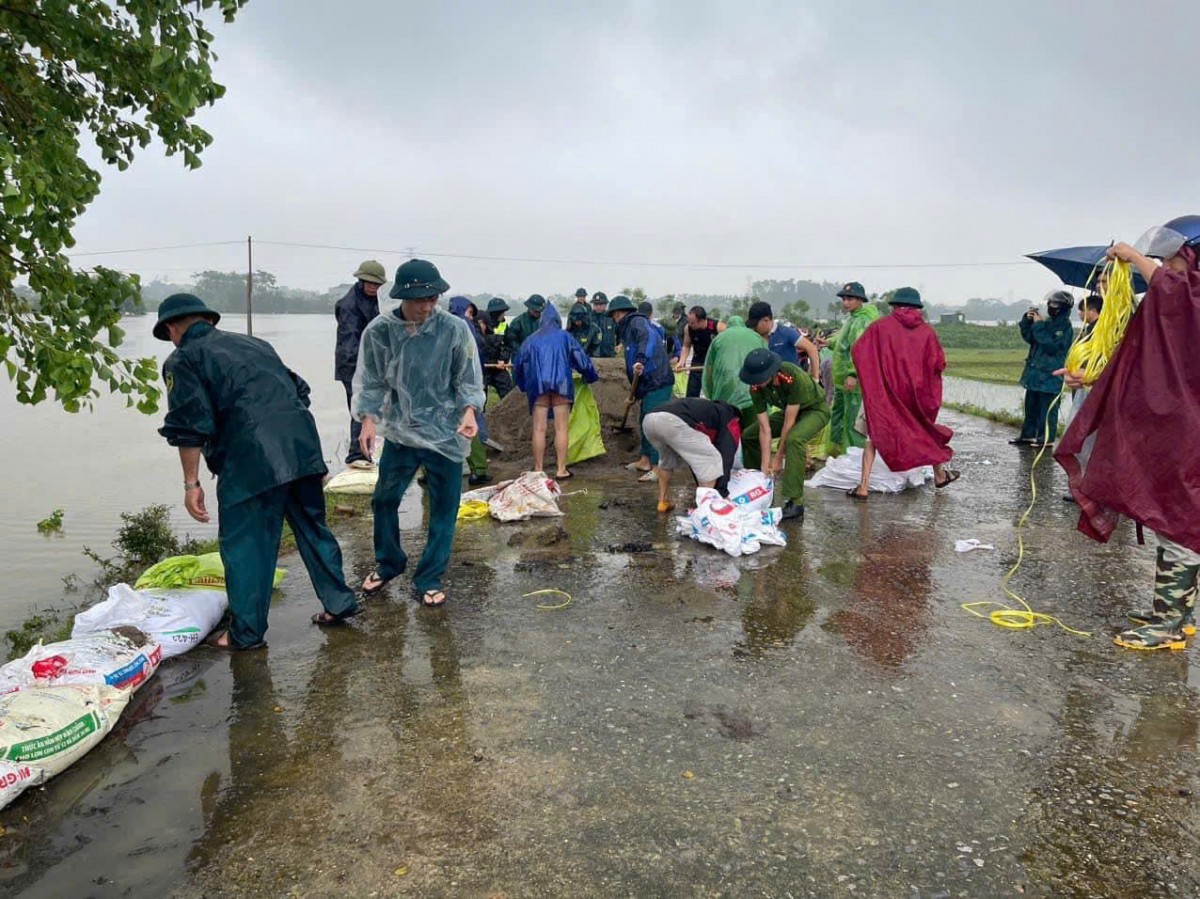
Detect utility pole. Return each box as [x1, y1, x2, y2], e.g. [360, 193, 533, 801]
[246, 235, 254, 336]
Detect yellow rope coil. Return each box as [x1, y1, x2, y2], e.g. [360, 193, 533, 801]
[1063, 260, 1136, 385]
[523, 589, 572, 610]
[961, 395, 1091, 637]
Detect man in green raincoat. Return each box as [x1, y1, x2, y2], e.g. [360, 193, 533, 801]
[506, 294, 546, 355]
[701, 315, 766, 432]
[566, 300, 602, 355]
[589, 291, 618, 358]
[829, 281, 881, 452]
[156, 294, 359, 650]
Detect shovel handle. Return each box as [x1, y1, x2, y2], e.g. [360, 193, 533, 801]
[619, 372, 642, 429]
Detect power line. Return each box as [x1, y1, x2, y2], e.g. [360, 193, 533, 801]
[253, 240, 1034, 270]
[67, 236, 1039, 271]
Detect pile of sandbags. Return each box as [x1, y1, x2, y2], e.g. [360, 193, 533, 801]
[804, 446, 933, 493]
[675, 472, 788, 557]
[0, 552, 284, 811]
[459, 472, 565, 522]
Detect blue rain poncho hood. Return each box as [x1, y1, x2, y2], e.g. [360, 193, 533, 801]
[512, 304, 598, 411]
[352, 306, 486, 462]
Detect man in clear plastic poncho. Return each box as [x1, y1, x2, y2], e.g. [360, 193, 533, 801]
[353, 259, 486, 608]
[701, 315, 765, 432]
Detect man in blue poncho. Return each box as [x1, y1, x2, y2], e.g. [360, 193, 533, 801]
[608, 295, 675, 477]
[354, 260, 486, 608]
[513, 304, 598, 479]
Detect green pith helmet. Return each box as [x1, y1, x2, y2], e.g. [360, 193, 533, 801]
[525, 294, 547, 311]
[837, 281, 868, 301]
[606, 295, 637, 315]
[739, 348, 783, 385]
[353, 260, 387, 285]
[153, 293, 220, 341]
[889, 287, 923, 308]
[389, 258, 450, 299]
[486, 297, 510, 314]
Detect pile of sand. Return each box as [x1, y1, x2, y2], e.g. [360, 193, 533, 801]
[485, 357, 644, 466]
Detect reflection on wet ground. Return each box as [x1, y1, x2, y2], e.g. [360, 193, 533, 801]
[3, 411, 1199, 897]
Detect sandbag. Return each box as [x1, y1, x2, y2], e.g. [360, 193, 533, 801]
[726, 469, 775, 514]
[675, 488, 787, 557]
[135, 552, 285, 591]
[566, 379, 606, 465]
[0, 684, 129, 782]
[323, 466, 379, 495]
[804, 446, 933, 494]
[488, 472, 564, 522]
[0, 760, 45, 811]
[0, 628, 161, 696]
[72, 584, 228, 659]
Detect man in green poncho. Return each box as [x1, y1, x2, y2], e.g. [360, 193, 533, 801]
[155, 294, 359, 649]
[566, 300, 602, 355]
[589, 291, 618, 358]
[701, 315, 765, 432]
[506, 294, 545, 355]
[829, 281, 881, 451]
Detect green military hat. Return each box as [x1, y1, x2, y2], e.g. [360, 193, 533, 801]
[739, 348, 783, 385]
[606, 295, 637, 315]
[153, 293, 220, 341]
[837, 281, 868, 301]
[353, 260, 387, 285]
[525, 294, 547, 311]
[591, 291, 609, 305]
[575, 287, 588, 298]
[389, 258, 450, 299]
[486, 297, 510, 314]
[889, 286, 923, 308]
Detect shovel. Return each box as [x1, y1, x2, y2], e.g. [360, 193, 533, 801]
[618, 371, 641, 431]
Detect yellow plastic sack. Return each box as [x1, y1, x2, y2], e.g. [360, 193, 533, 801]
[566, 380, 605, 465]
[674, 371, 689, 397]
[457, 500, 491, 521]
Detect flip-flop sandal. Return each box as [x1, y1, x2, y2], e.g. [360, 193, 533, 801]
[204, 629, 266, 651]
[420, 589, 447, 608]
[361, 571, 393, 596]
[935, 470, 961, 489]
[637, 471, 657, 483]
[846, 488, 869, 501]
[556, 470, 573, 480]
[311, 608, 361, 627]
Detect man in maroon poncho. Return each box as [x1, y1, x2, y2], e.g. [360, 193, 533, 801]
[1055, 215, 1200, 651]
[848, 287, 959, 498]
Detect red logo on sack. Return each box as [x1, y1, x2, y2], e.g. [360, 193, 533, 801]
[31, 655, 68, 680]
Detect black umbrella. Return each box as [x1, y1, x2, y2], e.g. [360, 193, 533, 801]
[1026, 245, 1149, 293]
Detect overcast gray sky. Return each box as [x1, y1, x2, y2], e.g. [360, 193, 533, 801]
[70, 0, 1198, 304]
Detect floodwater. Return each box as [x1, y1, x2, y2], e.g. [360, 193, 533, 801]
[0, 315, 419, 626]
[2, 355, 1199, 896]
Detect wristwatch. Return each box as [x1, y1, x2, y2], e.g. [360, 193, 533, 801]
[184, 481, 201, 490]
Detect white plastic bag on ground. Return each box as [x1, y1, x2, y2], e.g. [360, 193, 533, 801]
[675, 488, 788, 557]
[488, 472, 564, 522]
[726, 469, 775, 513]
[0, 760, 45, 811]
[0, 684, 129, 782]
[323, 466, 379, 494]
[0, 628, 161, 696]
[72, 584, 227, 659]
[804, 446, 933, 493]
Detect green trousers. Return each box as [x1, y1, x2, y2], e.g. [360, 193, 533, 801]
[741, 406, 830, 503]
[220, 474, 357, 648]
[829, 387, 867, 450]
[466, 436, 488, 476]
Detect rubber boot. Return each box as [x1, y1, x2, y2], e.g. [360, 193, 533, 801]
[1116, 551, 1199, 651]
[1125, 548, 1198, 636]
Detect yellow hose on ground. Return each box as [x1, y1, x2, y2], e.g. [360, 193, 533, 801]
[961, 395, 1091, 637]
[1063, 260, 1137, 385]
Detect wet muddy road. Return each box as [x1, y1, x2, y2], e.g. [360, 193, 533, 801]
[4, 411, 1199, 898]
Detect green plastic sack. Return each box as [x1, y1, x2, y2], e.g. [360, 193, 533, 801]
[673, 371, 689, 397]
[135, 552, 286, 590]
[567, 379, 606, 465]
